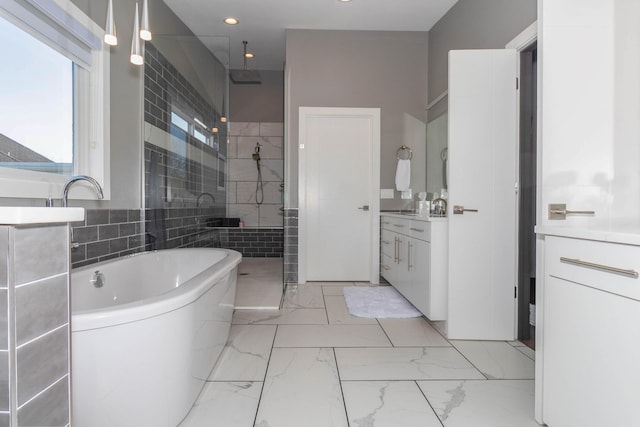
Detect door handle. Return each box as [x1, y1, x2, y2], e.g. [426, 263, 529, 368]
[453, 205, 478, 215]
[548, 204, 595, 220]
[358, 205, 370, 211]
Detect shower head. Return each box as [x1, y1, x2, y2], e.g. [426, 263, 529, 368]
[230, 41, 262, 85]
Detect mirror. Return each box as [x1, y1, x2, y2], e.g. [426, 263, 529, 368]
[426, 112, 448, 197]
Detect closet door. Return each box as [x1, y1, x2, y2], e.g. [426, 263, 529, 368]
[447, 49, 518, 340]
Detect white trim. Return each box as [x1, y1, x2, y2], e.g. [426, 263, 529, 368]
[426, 90, 448, 110]
[507, 20, 542, 423]
[506, 21, 538, 50]
[298, 107, 380, 284]
[0, 0, 110, 201]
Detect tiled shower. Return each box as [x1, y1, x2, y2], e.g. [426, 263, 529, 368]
[227, 121, 284, 228]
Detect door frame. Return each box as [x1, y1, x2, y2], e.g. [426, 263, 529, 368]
[507, 22, 538, 340]
[298, 107, 380, 284]
[506, 22, 542, 423]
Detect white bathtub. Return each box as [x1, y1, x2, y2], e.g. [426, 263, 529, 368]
[71, 248, 241, 427]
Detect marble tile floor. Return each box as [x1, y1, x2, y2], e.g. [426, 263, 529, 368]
[234, 258, 284, 309]
[181, 282, 540, 427]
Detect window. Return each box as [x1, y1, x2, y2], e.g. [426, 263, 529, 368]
[0, 15, 73, 174]
[0, 0, 110, 200]
[170, 109, 215, 149]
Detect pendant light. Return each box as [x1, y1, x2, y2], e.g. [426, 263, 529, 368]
[130, 3, 143, 65]
[104, 0, 117, 46]
[104, 1, 151, 66]
[220, 94, 227, 123]
[140, 0, 152, 41]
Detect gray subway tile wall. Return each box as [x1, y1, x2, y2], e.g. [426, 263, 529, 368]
[71, 208, 284, 269]
[284, 208, 299, 284]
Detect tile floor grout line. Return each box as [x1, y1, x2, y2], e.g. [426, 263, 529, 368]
[376, 317, 396, 347]
[333, 347, 352, 427]
[447, 341, 490, 380]
[414, 379, 446, 427]
[252, 322, 280, 427]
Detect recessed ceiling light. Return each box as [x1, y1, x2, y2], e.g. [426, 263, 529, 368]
[338, 0, 352, 2]
[224, 17, 239, 25]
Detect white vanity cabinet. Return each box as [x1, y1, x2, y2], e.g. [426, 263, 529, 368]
[380, 214, 447, 320]
[541, 234, 640, 427]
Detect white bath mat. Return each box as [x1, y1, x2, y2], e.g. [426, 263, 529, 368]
[342, 286, 422, 318]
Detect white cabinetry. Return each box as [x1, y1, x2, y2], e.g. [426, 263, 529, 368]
[541, 235, 640, 427]
[380, 215, 447, 320]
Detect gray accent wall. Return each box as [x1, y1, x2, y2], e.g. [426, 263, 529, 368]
[230, 71, 284, 123]
[427, 0, 537, 117]
[285, 30, 429, 211]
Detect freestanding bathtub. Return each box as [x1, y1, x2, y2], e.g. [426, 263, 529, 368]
[70, 248, 241, 427]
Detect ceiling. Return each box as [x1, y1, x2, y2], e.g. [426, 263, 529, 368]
[162, 0, 459, 71]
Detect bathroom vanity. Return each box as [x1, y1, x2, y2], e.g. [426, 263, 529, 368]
[380, 213, 447, 320]
[536, 228, 640, 427]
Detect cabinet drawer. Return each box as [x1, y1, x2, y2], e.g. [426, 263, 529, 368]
[381, 216, 411, 233]
[380, 229, 395, 257]
[545, 235, 640, 301]
[408, 222, 430, 242]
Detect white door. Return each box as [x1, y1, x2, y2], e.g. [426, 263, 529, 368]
[447, 49, 518, 340]
[299, 107, 380, 282]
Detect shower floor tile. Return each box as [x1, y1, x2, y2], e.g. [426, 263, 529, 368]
[235, 258, 283, 309]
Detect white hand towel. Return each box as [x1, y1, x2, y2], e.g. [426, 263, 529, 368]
[395, 158, 411, 191]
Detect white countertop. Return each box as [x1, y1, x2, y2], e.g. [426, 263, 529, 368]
[381, 212, 447, 222]
[0, 207, 85, 225]
[536, 225, 640, 246]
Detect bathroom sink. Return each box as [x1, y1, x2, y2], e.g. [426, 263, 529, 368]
[0, 207, 85, 225]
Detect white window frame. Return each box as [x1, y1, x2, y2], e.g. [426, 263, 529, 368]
[0, 0, 110, 201]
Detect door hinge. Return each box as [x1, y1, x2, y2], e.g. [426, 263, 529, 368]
[514, 287, 518, 298]
[516, 77, 519, 90]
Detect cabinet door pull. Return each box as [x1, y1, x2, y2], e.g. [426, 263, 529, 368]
[382, 265, 391, 271]
[410, 228, 425, 233]
[382, 240, 390, 245]
[560, 257, 639, 279]
[393, 224, 405, 228]
[408, 241, 413, 271]
[394, 237, 399, 263]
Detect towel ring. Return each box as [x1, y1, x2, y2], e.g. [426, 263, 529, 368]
[396, 145, 413, 160]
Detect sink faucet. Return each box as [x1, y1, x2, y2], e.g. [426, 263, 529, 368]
[62, 175, 104, 207]
[61, 175, 104, 249]
[196, 192, 216, 207]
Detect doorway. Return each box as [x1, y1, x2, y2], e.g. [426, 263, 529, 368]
[298, 107, 380, 283]
[517, 44, 537, 347]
